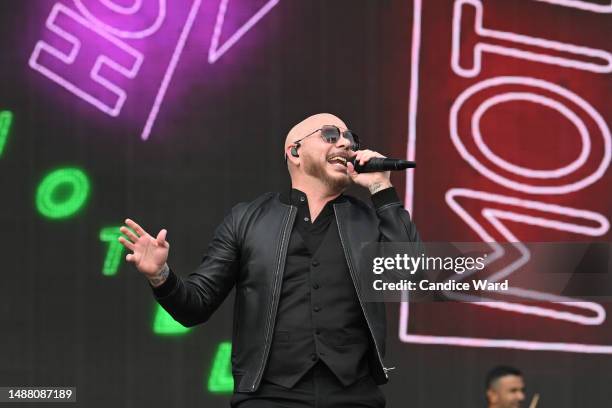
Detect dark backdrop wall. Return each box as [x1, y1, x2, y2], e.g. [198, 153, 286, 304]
[1, 0, 610, 406]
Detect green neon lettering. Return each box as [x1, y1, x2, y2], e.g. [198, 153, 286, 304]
[36, 168, 90, 219]
[0, 111, 13, 157]
[99, 226, 125, 276]
[153, 304, 191, 335]
[207, 341, 233, 393]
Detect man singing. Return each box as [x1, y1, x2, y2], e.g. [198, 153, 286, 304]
[119, 113, 421, 407]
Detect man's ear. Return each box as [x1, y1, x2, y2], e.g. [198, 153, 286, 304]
[486, 389, 497, 405]
[285, 145, 299, 162]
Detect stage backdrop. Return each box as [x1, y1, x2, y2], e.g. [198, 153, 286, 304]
[1, 0, 610, 406]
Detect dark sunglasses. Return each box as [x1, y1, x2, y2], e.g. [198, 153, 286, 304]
[293, 125, 360, 151]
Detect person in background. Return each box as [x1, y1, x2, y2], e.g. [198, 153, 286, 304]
[485, 366, 526, 408]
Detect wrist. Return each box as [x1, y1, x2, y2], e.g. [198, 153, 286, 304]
[148, 263, 170, 288]
[368, 180, 392, 195]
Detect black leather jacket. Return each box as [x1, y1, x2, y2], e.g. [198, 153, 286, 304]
[152, 191, 420, 392]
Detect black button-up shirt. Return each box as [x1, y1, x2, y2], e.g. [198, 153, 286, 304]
[263, 187, 401, 388]
[287, 187, 400, 253]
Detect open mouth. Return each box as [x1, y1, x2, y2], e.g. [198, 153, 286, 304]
[327, 155, 348, 167]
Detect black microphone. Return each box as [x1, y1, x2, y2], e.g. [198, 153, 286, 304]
[349, 157, 416, 173]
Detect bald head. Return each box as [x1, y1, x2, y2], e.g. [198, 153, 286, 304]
[283, 113, 353, 194]
[284, 113, 348, 152]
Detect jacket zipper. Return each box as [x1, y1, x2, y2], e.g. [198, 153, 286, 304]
[251, 206, 296, 391]
[334, 204, 389, 380]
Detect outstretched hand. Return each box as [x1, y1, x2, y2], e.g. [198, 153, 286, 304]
[118, 219, 170, 278]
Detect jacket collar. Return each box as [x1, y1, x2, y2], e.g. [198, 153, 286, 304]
[279, 187, 347, 207]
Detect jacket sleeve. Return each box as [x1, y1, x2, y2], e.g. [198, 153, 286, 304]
[371, 187, 421, 244]
[371, 187, 424, 281]
[148, 207, 241, 327]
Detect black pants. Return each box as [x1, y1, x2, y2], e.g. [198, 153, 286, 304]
[230, 361, 386, 408]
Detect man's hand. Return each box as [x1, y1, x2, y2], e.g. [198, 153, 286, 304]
[347, 149, 393, 194]
[118, 219, 170, 286]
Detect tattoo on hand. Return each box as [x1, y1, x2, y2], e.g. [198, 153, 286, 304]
[369, 182, 388, 195]
[149, 263, 169, 287]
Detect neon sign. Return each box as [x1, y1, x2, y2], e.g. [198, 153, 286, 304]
[36, 167, 91, 219]
[29, 0, 280, 141]
[0, 111, 13, 157]
[402, 0, 611, 353]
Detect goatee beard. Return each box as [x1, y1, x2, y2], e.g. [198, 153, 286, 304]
[303, 156, 350, 191]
